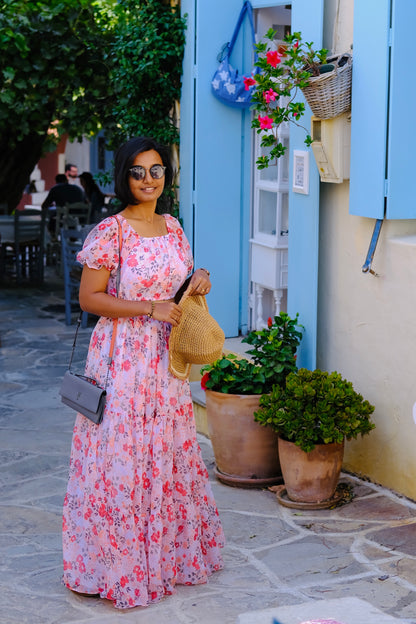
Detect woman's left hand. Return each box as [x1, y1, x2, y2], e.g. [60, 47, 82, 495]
[185, 268, 211, 297]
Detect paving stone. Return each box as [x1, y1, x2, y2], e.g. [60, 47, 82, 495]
[379, 557, 416, 587]
[0, 381, 27, 393]
[0, 454, 69, 485]
[254, 535, 368, 587]
[0, 428, 75, 454]
[220, 509, 296, 549]
[0, 406, 76, 433]
[174, 587, 302, 624]
[211, 480, 283, 515]
[0, 449, 34, 465]
[290, 518, 379, 534]
[359, 541, 398, 561]
[0, 505, 61, 534]
[366, 523, 416, 557]
[0, 476, 66, 505]
[335, 495, 416, 521]
[0, 533, 61, 556]
[304, 580, 416, 621]
[1, 587, 91, 624]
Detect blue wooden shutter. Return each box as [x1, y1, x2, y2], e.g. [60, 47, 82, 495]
[386, 0, 416, 218]
[349, 0, 390, 218]
[180, 0, 252, 337]
[350, 0, 416, 219]
[287, 0, 324, 370]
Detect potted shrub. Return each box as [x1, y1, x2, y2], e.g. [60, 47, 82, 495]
[200, 313, 303, 488]
[254, 368, 375, 506]
[244, 30, 352, 169]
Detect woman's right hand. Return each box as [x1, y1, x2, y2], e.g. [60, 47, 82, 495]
[152, 300, 182, 326]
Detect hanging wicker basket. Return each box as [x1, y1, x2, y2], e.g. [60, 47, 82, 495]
[301, 53, 352, 120]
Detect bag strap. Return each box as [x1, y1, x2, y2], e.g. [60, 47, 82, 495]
[223, 1, 256, 59]
[105, 216, 122, 377]
[68, 215, 123, 390]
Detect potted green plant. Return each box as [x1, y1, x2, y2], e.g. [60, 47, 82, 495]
[200, 313, 303, 488]
[254, 368, 375, 506]
[244, 30, 351, 169]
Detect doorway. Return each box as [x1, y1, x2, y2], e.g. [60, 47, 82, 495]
[249, 5, 292, 330]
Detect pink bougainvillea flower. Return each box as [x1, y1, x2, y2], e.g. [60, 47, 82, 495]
[258, 115, 274, 130]
[294, 40, 299, 50]
[266, 50, 282, 67]
[243, 76, 256, 91]
[263, 88, 278, 104]
[293, 112, 299, 118]
[267, 317, 273, 328]
[201, 372, 210, 390]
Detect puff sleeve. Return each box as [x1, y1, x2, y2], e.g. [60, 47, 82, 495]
[77, 217, 120, 272]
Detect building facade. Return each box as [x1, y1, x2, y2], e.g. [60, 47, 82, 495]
[180, 0, 416, 500]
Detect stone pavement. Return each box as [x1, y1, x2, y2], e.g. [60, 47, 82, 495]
[1, 271, 416, 624]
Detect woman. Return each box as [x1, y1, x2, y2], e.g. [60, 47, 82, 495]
[62, 137, 225, 609]
[79, 171, 106, 222]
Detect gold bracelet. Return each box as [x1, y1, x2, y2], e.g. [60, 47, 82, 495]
[147, 301, 155, 318]
[200, 268, 210, 276]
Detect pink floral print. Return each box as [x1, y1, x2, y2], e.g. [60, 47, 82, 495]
[62, 214, 224, 609]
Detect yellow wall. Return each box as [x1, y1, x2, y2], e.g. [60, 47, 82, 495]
[318, 0, 416, 499]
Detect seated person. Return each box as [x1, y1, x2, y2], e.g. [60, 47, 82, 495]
[79, 172, 106, 222]
[42, 174, 86, 234]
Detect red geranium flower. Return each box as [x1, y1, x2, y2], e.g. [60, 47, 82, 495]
[201, 372, 210, 390]
[243, 76, 256, 91]
[266, 50, 282, 67]
[263, 88, 277, 104]
[258, 115, 273, 130]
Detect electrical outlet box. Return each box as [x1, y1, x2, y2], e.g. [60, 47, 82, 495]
[310, 112, 351, 183]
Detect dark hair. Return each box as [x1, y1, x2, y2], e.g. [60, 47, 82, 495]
[114, 136, 174, 211]
[79, 171, 104, 199]
[65, 163, 76, 172]
[55, 174, 67, 184]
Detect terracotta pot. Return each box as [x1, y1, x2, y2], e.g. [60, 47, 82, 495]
[278, 437, 344, 503]
[205, 390, 281, 488]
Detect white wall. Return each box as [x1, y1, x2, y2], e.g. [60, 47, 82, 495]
[318, 0, 416, 499]
[64, 137, 90, 176]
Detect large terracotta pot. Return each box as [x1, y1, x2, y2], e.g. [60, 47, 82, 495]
[278, 437, 344, 503]
[205, 390, 282, 488]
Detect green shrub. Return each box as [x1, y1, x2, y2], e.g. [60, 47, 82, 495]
[254, 368, 375, 452]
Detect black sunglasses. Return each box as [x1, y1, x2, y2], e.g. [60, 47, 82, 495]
[129, 165, 166, 181]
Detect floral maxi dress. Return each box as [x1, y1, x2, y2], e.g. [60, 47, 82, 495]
[62, 215, 225, 609]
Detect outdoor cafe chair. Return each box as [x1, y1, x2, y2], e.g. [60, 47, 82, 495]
[60, 226, 94, 327]
[64, 202, 91, 228]
[49, 202, 90, 275]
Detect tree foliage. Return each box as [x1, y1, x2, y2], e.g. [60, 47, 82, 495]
[107, 0, 186, 148]
[0, 0, 186, 211]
